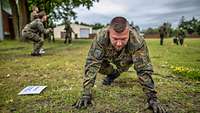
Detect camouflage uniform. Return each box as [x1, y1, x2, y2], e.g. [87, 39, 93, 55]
[22, 19, 50, 55]
[82, 27, 156, 101]
[64, 23, 73, 44]
[159, 25, 166, 45]
[48, 29, 55, 43]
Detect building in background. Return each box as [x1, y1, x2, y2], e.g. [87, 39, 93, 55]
[0, 1, 14, 40]
[54, 23, 93, 39]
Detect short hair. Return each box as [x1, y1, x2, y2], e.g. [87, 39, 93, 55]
[32, 5, 38, 11]
[110, 16, 128, 33]
[38, 11, 46, 19]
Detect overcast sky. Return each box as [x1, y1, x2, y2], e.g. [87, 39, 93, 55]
[73, 0, 200, 30]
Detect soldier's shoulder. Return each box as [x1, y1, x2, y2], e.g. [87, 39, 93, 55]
[127, 27, 145, 52]
[129, 27, 144, 44]
[95, 27, 109, 46]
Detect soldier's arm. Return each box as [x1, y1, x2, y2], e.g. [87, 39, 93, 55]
[132, 35, 155, 94]
[83, 38, 104, 95]
[133, 38, 168, 113]
[38, 22, 51, 34]
[133, 40, 153, 76]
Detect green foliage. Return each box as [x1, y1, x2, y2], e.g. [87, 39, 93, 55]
[91, 23, 105, 30]
[178, 16, 200, 35]
[28, 0, 99, 23]
[1, 0, 10, 10]
[144, 27, 159, 34]
[170, 66, 200, 80]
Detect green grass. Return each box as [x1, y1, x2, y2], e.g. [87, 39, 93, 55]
[0, 38, 200, 113]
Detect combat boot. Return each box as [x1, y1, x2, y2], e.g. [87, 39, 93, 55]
[102, 70, 120, 85]
[31, 52, 41, 56]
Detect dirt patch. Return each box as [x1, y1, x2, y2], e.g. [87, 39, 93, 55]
[113, 78, 139, 88]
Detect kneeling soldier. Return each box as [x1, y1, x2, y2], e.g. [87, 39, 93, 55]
[22, 11, 52, 56]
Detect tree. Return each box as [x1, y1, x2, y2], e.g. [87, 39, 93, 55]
[144, 27, 159, 35]
[4, 0, 99, 39]
[178, 16, 200, 35]
[28, 0, 99, 24]
[9, 0, 19, 39]
[92, 23, 104, 30]
[196, 20, 200, 35]
[75, 21, 79, 24]
[18, 0, 29, 39]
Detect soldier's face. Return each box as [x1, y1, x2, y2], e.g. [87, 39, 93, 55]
[109, 27, 129, 51]
[42, 15, 47, 22]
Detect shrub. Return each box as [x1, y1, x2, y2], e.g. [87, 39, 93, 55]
[170, 65, 200, 80]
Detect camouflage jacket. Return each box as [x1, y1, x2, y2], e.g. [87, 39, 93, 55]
[83, 27, 153, 95]
[64, 25, 73, 34]
[23, 19, 49, 34]
[159, 26, 166, 36]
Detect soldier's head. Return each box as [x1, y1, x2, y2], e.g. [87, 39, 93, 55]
[32, 5, 39, 12]
[109, 16, 129, 51]
[38, 11, 47, 22]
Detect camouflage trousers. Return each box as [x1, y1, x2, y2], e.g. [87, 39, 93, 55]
[64, 34, 72, 44]
[22, 31, 44, 54]
[99, 60, 157, 99]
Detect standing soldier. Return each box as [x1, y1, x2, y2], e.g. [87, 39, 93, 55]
[177, 27, 186, 46]
[159, 23, 167, 45]
[30, 6, 39, 21]
[64, 22, 74, 44]
[48, 27, 55, 43]
[22, 11, 52, 56]
[73, 16, 167, 113]
[48, 21, 55, 43]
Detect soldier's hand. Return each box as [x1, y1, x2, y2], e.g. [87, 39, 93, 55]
[49, 28, 53, 32]
[148, 99, 167, 113]
[72, 94, 92, 109]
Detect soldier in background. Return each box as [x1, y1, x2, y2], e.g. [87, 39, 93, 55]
[173, 29, 179, 45]
[159, 23, 167, 45]
[30, 6, 46, 53]
[48, 21, 55, 43]
[48, 28, 55, 43]
[64, 22, 74, 44]
[22, 11, 52, 56]
[30, 6, 39, 21]
[73, 16, 167, 113]
[177, 27, 186, 46]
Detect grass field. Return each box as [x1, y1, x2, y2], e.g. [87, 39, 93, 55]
[0, 38, 200, 113]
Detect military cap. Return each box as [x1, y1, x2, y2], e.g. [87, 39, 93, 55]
[110, 16, 128, 33]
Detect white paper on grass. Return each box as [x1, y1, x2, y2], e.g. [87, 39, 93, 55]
[18, 86, 47, 95]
